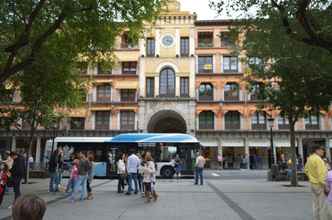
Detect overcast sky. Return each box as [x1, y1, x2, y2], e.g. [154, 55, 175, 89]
[180, 0, 225, 20]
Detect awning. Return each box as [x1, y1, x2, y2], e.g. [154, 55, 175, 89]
[200, 139, 218, 147]
[108, 133, 199, 144]
[248, 139, 270, 148]
[114, 81, 138, 89]
[222, 139, 244, 147]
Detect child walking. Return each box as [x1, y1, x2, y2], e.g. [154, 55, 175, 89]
[68, 159, 79, 203]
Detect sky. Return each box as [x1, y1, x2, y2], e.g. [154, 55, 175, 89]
[180, 0, 225, 20]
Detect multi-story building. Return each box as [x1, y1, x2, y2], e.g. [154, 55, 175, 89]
[1, 0, 331, 169]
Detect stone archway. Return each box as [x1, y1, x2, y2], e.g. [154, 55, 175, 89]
[147, 110, 187, 133]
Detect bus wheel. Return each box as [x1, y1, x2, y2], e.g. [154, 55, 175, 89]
[161, 166, 174, 178]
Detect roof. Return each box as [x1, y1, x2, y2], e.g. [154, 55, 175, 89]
[109, 133, 199, 144]
[195, 19, 245, 26]
[53, 137, 112, 143]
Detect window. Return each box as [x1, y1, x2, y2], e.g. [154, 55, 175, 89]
[120, 89, 136, 102]
[198, 32, 213, 48]
[199, 111, 214, 129]
[305, 112, 320, 130]
[180, 77, 189, 97]
[122, 62, 137, 74]
[251, 112, 267, 130]
[146, 77, 155, 97]
[121, 32, 135, 48]
[97, 62, 112, 75]
[223, 56, 238, 72]
[180, 37, 190, 56]
[120, 111, 135, 130]
[224, 83, 240, 101]
[146, 38, 155, 57]
[70, 118, 85, 130]
[225, 111, 241, 130]
[250, 82, 263, 101]
[199, 83, 213, 101]
[76, 62, 88, 75]
[278, 113, 289, 130]
[198, 56, 213, 73]
[96, 84, 111, 103]
[159, 68, 175, 97]
[95, 111, 110, 130]
[220, 32, 234, 47]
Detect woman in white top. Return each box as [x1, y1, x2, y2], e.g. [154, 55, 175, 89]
[117, 154, 126, 193]
[143, 152, 158, 202]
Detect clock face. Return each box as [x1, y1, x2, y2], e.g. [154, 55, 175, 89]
[162, 35, 174, 47]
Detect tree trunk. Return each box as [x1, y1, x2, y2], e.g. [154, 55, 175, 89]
[289, 122, 298, 186]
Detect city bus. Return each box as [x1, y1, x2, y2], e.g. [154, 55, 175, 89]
[44, 133, 200, 178]
[108, 133, 200, 178]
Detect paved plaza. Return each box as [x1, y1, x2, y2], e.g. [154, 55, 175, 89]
[0, 171, 312, 220]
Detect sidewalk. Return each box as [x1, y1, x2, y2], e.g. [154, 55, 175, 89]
[0, 178, 110, 220]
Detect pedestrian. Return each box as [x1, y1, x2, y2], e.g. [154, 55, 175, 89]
[86, 152, 95, 200]
[174, 155, 182, 180]
[117, 154, 126, 193]
[10, 151, 25, 203]
[194, 151, 206, 185]
[78, 152, 90, 200]
[48, 148, 60, 193]
[22, 151, 28, 184]
[12, 195, 46, 220]
[137, 153, 144, 194]
[0, 164, 10, 206]
[143, 152, 156, 203]
[68, 159, 80, 203]
[126, 149, 140, 195]
[322, 162, 332, 220]
[304, 146, 328, 220]
[57, 147, 64, 188]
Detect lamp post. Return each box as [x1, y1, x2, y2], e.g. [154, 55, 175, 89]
[267, 117, 275, 168]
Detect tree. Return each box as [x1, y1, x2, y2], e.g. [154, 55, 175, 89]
[210, 0, 332, 53]
[0, 0, 164, 84]
[242, 14, 332, 186]
[5, 40, 85, 181]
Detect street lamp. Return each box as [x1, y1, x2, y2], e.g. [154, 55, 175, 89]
[267, 117, 276, 167]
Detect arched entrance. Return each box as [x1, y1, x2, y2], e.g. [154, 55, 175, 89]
[147, 110, 187, 133]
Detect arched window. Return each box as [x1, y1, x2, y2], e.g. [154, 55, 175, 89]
[159, 68, 175, 97]
[225, 111, 240, 130]
[199, 83, 213, 101]
[251, 111, 267, 130]
[250, 82, 263, 101]
[199, 111, 215, 129]
[224, 83, 239, 101]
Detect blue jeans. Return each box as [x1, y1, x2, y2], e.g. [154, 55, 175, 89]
[127, 173, 138, 193]
[195, 167, 203, 185]
[69, 178, 79, 201]
[78, 175, 88, 200]
[49, 172, 59, 192]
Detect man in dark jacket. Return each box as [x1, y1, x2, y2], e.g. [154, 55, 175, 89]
[48, 149, 59, 192]
[10, 151, 25, 201]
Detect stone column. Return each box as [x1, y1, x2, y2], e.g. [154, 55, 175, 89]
[35, 137, 41, 168]
[244, 137, 250, 170]
[11, 136, 16, 151]
[297, 137, 304, 165]
[326, 138, 331, 161]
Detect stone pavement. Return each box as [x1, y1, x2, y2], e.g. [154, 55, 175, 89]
[0, 171, 314, 220]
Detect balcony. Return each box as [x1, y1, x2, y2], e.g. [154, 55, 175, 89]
[224, 95, 240, 102]
[225, 123, 241, 130]
[278, 124, 290, 130]
[305, 124, 320, 130]
[252, 124, 267, 130]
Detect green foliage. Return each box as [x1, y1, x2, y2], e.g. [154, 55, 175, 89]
[0, 0, 164, 83]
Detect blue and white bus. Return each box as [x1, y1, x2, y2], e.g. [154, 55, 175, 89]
[44, 133, 200, 178]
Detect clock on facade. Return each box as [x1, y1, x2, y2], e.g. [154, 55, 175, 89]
[162, 35, 174, 47]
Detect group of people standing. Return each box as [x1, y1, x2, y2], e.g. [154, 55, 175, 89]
[48, 148, 95, 202]
[117, 149, 158, 203]
[305, 146, 332, 220]
[0, 151, 26, 207]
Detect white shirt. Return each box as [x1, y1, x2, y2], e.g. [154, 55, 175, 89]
[195, 155, 206, 168]
[127, 154, 140, 173]
[117, 159, 126, 174]
[143, 161, 155, 183]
